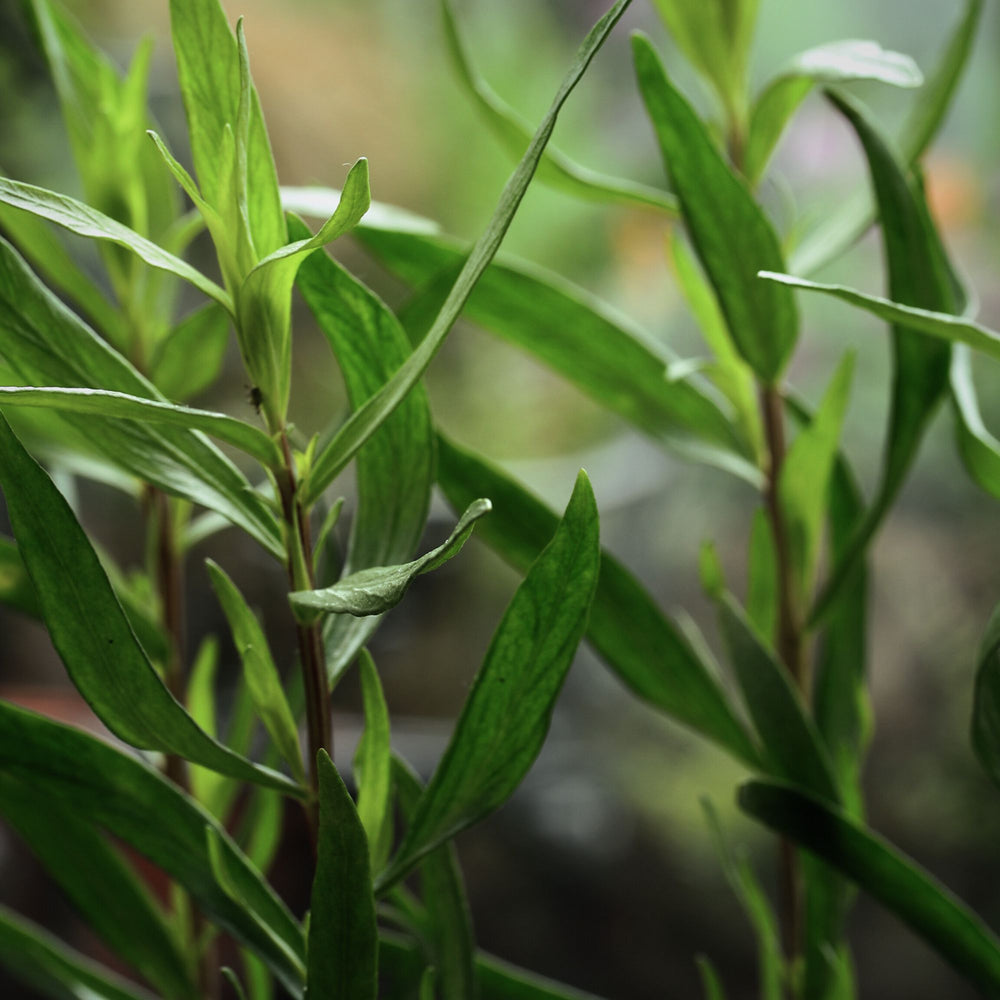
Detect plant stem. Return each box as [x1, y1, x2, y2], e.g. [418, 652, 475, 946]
[759, 383, 806, 979]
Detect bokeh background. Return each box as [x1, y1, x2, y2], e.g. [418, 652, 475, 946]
[2, 0, 1000, 997]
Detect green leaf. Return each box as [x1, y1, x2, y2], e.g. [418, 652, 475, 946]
[0, 177, 230, 309]
[717, 596, 839, 801]
[0, 387, 281, 468]
[440, 0, 677, 215]
[632, 34, 798, 383]
[291, 213, 435, 681]
[0, 779, 193, 999]
[436, 434, 760, 768]
[357, 225, 758, 485]
[307, 751, 378, 1000]
[745, 40, 922, 184]
[236, 159, 370, 425]
[206, 559, 305, 785]
[777, 353, 854, 598]
[740, 780, 1000, 996]
[0, 237, 283, 557]
[695, 956, 727, 1000]
[151, 303, 231, 402]
[971, 603, 1000, 791]
[0, 701, 306, 994]
[169, 0, 285, 260]
[290, 499, 491, 621]
[376, 471, 600, 891]
[950, 345, 1000, 499]
[746, 508, 777, 643]
[0, 535, 40, 618]
[789, 0, 983, 275]
[394, 756, 478, 1000]
[301, 0, 635, 501]
[186, 636, 228, 814]
[355, 651, 393, 872]
[0, 411, 302, 797]
[0, 904, 155, 1000]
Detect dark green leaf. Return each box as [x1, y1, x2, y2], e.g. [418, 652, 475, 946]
[695, 956, 727, 1000]
[301, 0, 635, 500]
[0, 904, 155, 1000]
[0, 535, 40, 617]
[740, 780, 1000, 996]
[0, 701, 306, 994]
[718, 596, 839, 801]
[0, 411, 302, 796]
[440, 0, 677, 214]
[290, 499, 490, 621]
[632, 34, 797, 382]
[971, 604, 1000, 791]
[291, 214, 435, 682]
[377, 471, 600, 891]
[355, 651, 393, 872]
[745, 508, 776, 643]
[151, 303, 231, 402]
[307, 751, 378, 1000]
[436, 434, 760, 767]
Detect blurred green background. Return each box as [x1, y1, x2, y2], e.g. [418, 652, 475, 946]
[2, 1, 1000, 997]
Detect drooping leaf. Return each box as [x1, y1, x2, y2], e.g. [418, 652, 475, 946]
[632, 34, 798, 383]
[436, 434, 760, 767]
[0, 387, 281, 468]
[0, 904, 155, 1000]
[307, 751, 378, 1000]
[290, 499, 490, 621]
[0, 411, 302, 796]
[440, 0, 677, 215]
[740, 780, 1000, 996]
[745, 40, 922, 184]
[377, 471, 600, 891]
[717, 596, 839, 801]
[301, 0, 636, 502]
[0, 701, 306, 995]
[206, 560, 305, 784]
[357, 225, 758, 485]
[150, 302, 231, 402]
[292, 215, 435, 680]
[355, 651, 393, 872]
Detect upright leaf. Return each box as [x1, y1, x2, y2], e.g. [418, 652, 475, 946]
[632, 35, 798, 382]
[377, 471, 600, 890]
[0, 411, 301, 796]
[307, 751, 378, 1000]
[971, 604, 1000, 792]
[355, 651, 393, 872]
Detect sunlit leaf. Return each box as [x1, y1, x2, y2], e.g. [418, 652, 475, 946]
[355, 651, 393, 872]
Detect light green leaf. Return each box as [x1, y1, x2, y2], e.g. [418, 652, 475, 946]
[0, 178, 229, 309]
[186, 636, 229, 815]
[307, 751, 378, 1000]
[355, 651, 393, 872]
[740, 780, 1000, 996]
[376, 471, 600, 891]
[0, 904, 156, 1000]
[745, 40, 922, 184]
[206, 560, 305, 785]
[950, 346, 1000, 499]
[440, 0, 677, 215]
[291, 216, 435, 684]
[632, 34, 797, 383]
[777, 353, 854, 598]
[0, 411, 302, 797]
[0, 387, 281, 468]
[718, 595, 839, 801]
[436, 434, 760, 768]
[358, 225, 758, 485]
[291, 499, 490, 621]
[0, 701, 306, 995]
[301, 0, 635, 502]
[150, 303, 231, 402]
[746, 508, 777, 643]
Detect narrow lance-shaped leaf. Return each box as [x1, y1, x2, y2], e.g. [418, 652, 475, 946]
[376, 471, 600, 892]
[632, 34, 798, 383]
[355, 651, 393, 872]
[301, 0, 635, 505]
[307, 751, 378, 1000]
[151, 302, 231, 402]
[291, 499, 491, 621]
[740, 780, 1000, 996]
[745, 40, 922, 184]
[0, 387, 281, 468]
[206, 560, 306, 785]
[746, 509, 777, 642]
[951, 344, 1000, 498]
[436, 433, 760, 768]
[0, 411, 303, 797]
[440, 0, 677, 215]
[0, 701, 306, 995]
[291, 214, 435, 684]
[971, 604, 1000, 792]
[696, 957, 728, 1000]
[0, 904, 156, 1000]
